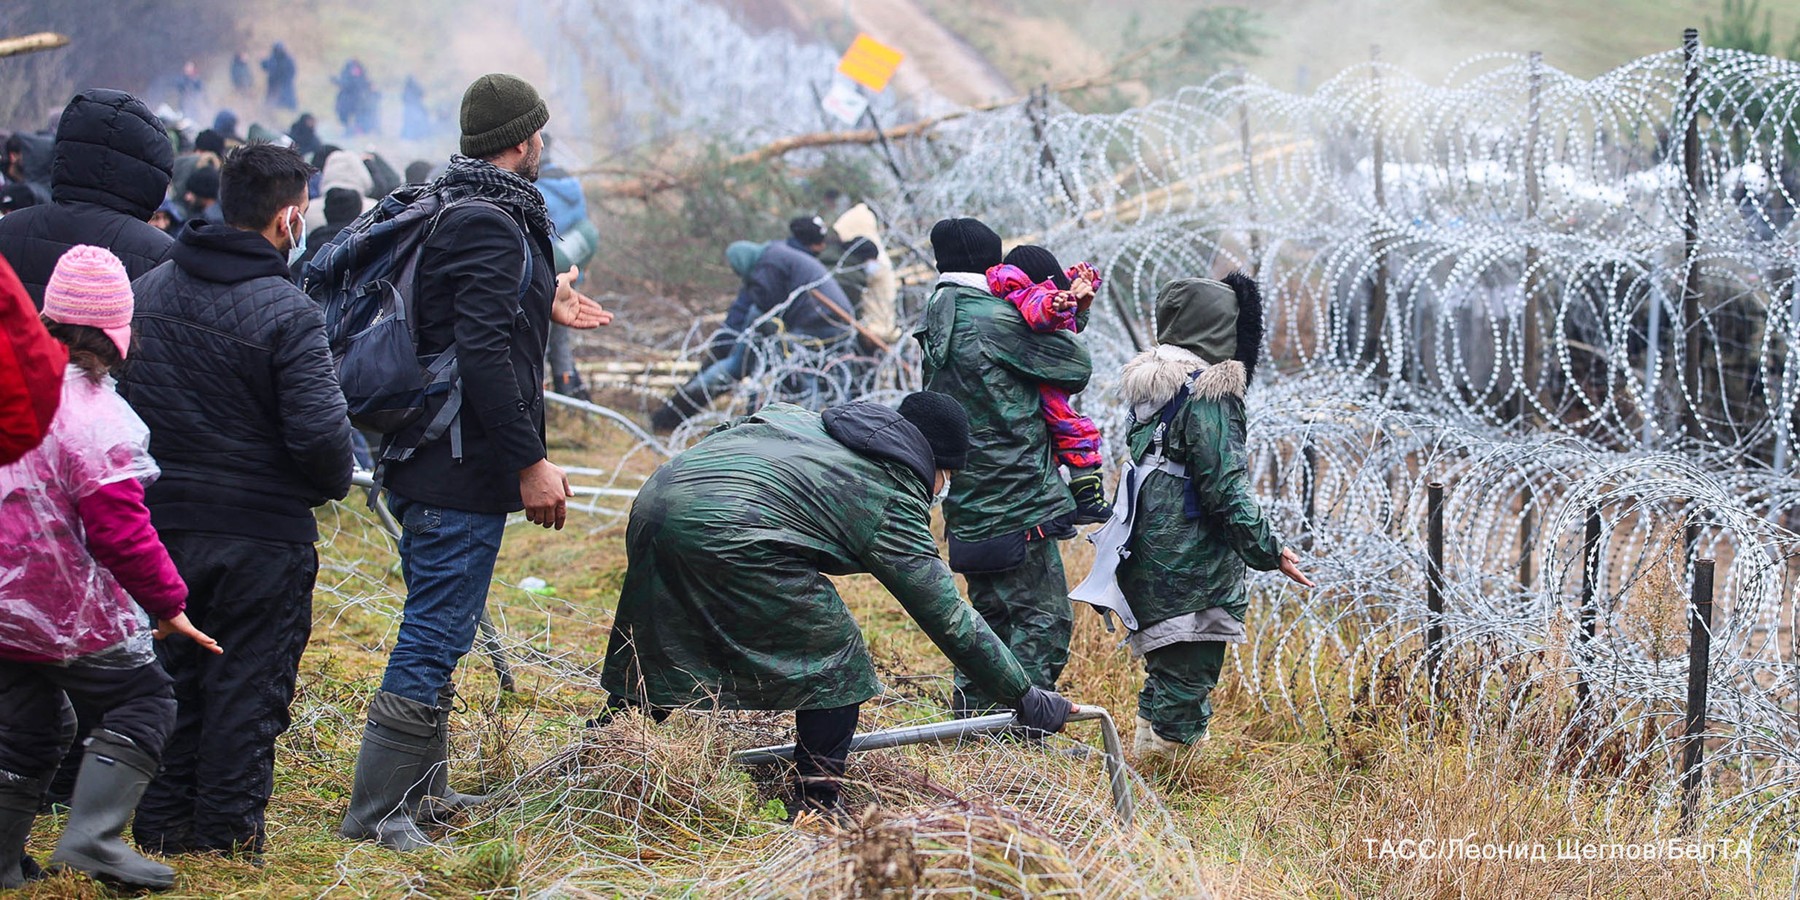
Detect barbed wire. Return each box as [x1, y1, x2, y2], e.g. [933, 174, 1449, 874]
[298, 39, 1800, 895]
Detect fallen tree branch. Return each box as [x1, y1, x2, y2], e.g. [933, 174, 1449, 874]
[580, 63, 1156, 200]
[0, 32, 70, 59]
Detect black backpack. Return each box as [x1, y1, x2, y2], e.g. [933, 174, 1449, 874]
[301, 185, 528, 464]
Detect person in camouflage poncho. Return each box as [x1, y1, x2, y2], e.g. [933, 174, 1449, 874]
[1106, 274, 1313, 759]
[914, 218, 1093, 715]
[599, 393, 1074, 812]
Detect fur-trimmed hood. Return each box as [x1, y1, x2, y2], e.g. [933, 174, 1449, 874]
[1119, 344, 1246, 421]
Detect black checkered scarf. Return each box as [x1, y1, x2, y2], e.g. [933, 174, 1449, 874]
[426, 153, 555, 240]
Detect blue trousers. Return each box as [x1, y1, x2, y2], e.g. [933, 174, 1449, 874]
[379, 493, 507, 705]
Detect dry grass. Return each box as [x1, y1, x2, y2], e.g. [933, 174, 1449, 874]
[9, 413, 1786, 897]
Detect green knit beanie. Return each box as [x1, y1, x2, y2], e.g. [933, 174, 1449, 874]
[460, 74, 550, 158]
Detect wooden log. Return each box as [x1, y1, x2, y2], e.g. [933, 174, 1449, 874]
[0, 32, 69, 59]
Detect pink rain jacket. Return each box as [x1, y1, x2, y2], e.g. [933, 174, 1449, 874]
[0, 365, 186, 663]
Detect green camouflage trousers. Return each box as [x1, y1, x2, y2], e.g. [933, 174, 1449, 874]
[1138, 640, 1227, 744]
[952, 538, 1071, 713]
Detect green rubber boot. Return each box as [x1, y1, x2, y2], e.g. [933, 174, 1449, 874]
[48, 731, 174, 890]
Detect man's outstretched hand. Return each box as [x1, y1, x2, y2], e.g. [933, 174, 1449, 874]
[554, 265, 614, 329]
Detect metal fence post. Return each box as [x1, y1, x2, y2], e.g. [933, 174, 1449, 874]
[1367, 44, 1391, 383]
[1520, 48, 1544, 427]
[1426, 482, 1446, 691]
[1681, 557, 1715, 830]
[1301, 439, 1318, 551]
[1680, 28, 1706, 445]
[1575, 506, 1602, 705]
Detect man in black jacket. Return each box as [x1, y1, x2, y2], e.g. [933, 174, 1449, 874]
[121, 143, 355, 857]
[0, 90, 175, 305]
[338, 73, 612, 852]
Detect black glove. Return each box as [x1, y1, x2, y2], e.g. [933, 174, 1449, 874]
[1015, 686, 1074, 734]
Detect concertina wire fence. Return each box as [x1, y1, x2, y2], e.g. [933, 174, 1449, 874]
[305, 31, 1800, 893]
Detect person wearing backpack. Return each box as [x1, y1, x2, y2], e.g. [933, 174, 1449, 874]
[119, 143, 356, 858]
[335, 73, 611, 852]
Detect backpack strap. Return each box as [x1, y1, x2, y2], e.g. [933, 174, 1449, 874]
[1145, 374, 1208, 520]
[1144, 381, 1191, 475]
[379, 201, 537, 468]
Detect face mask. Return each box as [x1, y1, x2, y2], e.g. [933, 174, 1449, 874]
[285, 207, 307, 267]
[930, 474, 952, 509]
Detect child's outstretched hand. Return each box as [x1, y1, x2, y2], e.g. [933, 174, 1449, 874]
[156, 613, 223, 654]
[1068, 274, 1096, 311]
[1278, 547, 1315, 588]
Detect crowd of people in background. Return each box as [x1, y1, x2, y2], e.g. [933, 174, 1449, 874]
[0, 51, 1317, 895]
[0, 41, 441, 225]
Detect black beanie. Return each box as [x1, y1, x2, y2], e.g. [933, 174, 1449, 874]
[898, 391, 970, 471]
[1003, 244, 1069, 289]
[323, 186, 362, 225]
[460, 74, 550, 159]
[930, 217, 1002, 274]
[194, 129, 226, 156]
[186, 165, 219, 200]
[789, 214, 826, 246]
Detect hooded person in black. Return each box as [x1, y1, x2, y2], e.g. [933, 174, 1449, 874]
[0, 90, 175, 305]
[288, 114, 322, 158]
[122, 143, 354, 857]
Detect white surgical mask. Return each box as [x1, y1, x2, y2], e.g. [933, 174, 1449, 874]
[930, 475, 952, 509]
[286, 207, 307, 267]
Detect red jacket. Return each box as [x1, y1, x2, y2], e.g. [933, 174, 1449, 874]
[0, 253, 64, 465]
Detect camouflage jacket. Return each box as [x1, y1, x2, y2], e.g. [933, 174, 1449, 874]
[915, 275, 1092, 541]
[1115, 347, 1282, 626]
[599, 402, 1032, 711]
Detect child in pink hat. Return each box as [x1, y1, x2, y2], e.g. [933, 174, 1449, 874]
[0, 245, 220, 890]
[41, 245, 137, 360]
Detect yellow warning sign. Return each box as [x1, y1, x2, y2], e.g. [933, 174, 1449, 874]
[836, 33, 905, 93]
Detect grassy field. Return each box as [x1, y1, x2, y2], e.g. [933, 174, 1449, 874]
[7, 399, 1786, 898]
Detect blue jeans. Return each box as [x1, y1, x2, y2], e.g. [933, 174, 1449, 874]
[379, 493, 507, 705]
[694, 340, 752, 396]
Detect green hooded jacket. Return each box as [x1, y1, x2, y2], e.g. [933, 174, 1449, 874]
[599, 402, 1032, 711]
[915, 276, 1092, 541]
[1114, 348, 1281, 626]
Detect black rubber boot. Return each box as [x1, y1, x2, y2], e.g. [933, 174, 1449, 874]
[1068, 468, 1113, 525]
[48, 731, 174, 890]
[339, 692, 438, 852]
[415, 684, 490, 826]
[789, 705, 856, 823]
[649, 379, 712, 433]
[0, 768, 42, 889]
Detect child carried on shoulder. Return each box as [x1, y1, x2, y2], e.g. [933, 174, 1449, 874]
[985, 244, 1111, 524]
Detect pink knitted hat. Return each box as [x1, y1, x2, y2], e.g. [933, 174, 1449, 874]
[43, 245, 134, 359]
